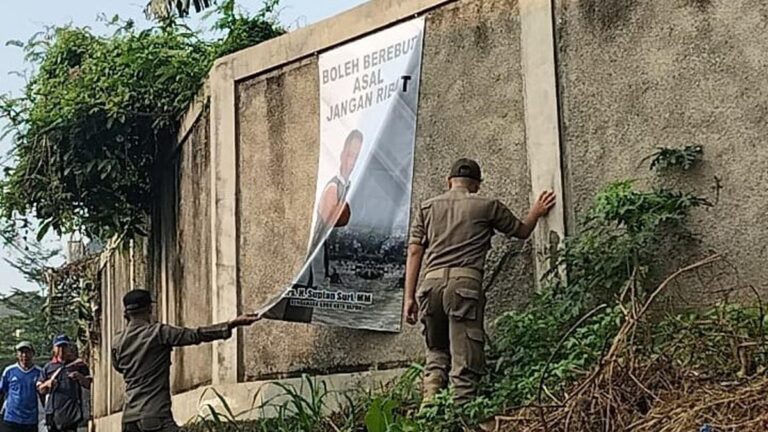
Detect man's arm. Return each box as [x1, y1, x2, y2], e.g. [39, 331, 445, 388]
[159, 314, 261, 348]
[111, 347, 124, 375]
[404, 244, 424, 325]
[37, 367, 55, 395]
[36, 368, 45, 406]
[82, 370, 92, 389]
[318, 184, 348, 227]
[404, 205, 427, 325]
[513, 191, 556, 239]
[68, 366, 92, 390]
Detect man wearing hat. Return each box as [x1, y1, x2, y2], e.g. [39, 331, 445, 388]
[112, 289, 261, 432]
[403, 158, 556, 404]
[0, 342, 43, 432]
[37, 335, 90, 432]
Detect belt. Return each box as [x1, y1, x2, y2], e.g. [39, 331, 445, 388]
[424, 267, 483, 281]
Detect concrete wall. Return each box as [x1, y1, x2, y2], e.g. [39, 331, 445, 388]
[91, 241, 146, 419]
[555, 0, 768, 291]
[174, 111, 214, 391]
[92, 111, 215, 417]
[235, 0, 535, 380]
[150, 109, 216, 393]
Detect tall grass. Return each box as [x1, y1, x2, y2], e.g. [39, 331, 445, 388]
[183, 367, 426, 432]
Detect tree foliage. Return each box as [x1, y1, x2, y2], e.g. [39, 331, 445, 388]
[0, 0, 284, 242]
[0, 240, 60, 369]
[649, 145, 704, 172]
[0, 289, 50, 368]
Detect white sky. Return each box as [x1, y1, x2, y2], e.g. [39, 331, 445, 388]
[0, 0, 368, 294]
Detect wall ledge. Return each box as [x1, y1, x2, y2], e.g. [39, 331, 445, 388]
[217, 0, 457, 82]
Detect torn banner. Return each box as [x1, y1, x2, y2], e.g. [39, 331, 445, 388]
[261, 17, 425, 332]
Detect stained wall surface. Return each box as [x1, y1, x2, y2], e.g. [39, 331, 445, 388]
[173, 113, 214, 391]
[555, 0, 768, 296]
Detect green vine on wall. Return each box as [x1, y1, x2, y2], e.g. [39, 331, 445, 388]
[0, 0, 284, 242]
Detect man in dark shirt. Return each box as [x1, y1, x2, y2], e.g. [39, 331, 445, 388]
[37, 335, 91, 432]
[112, 289, 261, 432]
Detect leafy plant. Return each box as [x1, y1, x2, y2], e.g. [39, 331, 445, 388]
[0, 1, 284, 242]
[45, 254, 101, 362]
[649, 145, 703, 172]
[364, 397, 399, 432]
[487, 181, 708, 412]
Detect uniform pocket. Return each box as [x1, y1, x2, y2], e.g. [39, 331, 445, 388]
[466, 328, 485, 343]
[416, 281, 437, 317]
[465, 327, 487, 374]
[449, 287, 480, 321]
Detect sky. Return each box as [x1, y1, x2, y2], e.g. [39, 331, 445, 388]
[0, 0, 368, 294]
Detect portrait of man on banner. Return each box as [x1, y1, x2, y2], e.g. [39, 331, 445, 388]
[265, 130, 364, 322]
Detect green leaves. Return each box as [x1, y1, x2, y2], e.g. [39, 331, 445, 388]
[0, 2, 284, 242]
[487, 181, 706, 411]
[364, 397, 398, 432]
[649, 145, 704, 172]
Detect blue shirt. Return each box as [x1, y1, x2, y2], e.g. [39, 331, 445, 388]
[0, 363, 43, 425]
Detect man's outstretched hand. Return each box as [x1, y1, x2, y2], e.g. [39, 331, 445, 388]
[228, 313, 262, 329]
[532, 191, 556, 219]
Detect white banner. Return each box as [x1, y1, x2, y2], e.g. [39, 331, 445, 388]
[263, 17, 425, 332]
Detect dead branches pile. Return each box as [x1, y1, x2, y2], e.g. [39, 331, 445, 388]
[499, 254, 768, 432]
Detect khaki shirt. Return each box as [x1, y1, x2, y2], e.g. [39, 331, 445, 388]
[111, 319, 232, 423]
[409, 187, 520, 273]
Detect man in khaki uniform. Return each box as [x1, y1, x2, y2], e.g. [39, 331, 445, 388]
[403, 159, 555, 403]
[111, 289, 261, 432]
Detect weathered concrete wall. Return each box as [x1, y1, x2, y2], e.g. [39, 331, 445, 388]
[92, 241, 147, 419]
[236, 0, 533, 379]
[555, 0, 768, 293]
[92, 112, 215, 419]
[174, 112, 214, 391]
[415, 0, 534, 321]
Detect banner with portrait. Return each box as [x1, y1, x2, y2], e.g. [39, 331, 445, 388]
[263, 17, 425, 332]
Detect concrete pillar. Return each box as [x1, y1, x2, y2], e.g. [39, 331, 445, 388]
[519, 0, 567, 283]
[210, 59, 240, 385]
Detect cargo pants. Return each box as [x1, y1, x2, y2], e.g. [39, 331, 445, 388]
[416, 268, 485, 404]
